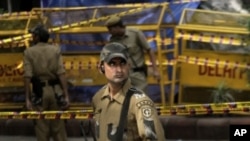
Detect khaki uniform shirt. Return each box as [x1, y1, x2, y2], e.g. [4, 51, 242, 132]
[92, 79, 165, 141]
[23, 42, 65, 80]
[109, 27, 150, 68]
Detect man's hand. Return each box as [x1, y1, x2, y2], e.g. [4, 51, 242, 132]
[26, 99, 33, 110]
[60, 96, 70, 110]
[153, 69, 161, 83]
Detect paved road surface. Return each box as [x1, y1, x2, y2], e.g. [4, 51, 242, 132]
[0, 136, 94, 141]
[0, 136, 228, 141]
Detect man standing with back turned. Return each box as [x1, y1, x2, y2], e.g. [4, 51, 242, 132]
[23, 24, 69, 141]
[92, 42, 165, 141]
[105, 15, 160, 93]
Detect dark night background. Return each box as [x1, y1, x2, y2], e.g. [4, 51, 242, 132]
[0, 0, 40, 12]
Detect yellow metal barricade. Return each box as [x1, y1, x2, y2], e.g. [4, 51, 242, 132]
[176, 8, 250, 104]
[0, 2, 179, 107]
[0, 1, 210, 107]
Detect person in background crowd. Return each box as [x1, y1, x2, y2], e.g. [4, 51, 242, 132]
[23, 24, 69, 141]
[104, 15, 161, 93]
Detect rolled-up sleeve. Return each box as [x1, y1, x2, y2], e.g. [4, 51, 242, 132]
[23, 50, 33, 78]
[137, 30, 151, 51]
[56, 48, 65, 75]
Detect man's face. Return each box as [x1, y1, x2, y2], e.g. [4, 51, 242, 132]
[104, 57, 130, 84]
[108, 26, 124, 36]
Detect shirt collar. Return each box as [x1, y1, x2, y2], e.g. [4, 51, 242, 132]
[34, 42, 48, 47]
[101, 79, 132, 104]
[110, 29, 128, 40]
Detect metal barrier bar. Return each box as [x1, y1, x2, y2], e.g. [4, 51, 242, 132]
[0, 4, 161, 45]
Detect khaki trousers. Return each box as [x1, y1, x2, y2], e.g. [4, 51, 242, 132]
[34, 86, 67, 141]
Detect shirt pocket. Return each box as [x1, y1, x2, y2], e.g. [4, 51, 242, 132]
[126, 44, 138, 55]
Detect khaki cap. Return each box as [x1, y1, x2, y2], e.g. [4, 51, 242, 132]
[105, 15, 122, 26]
[100, 42, 128, 63]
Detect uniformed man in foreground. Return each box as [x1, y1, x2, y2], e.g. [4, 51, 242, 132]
[105, 15, 160, 93]
[92, 42, 165, 141]
[23, 24, 69, 141]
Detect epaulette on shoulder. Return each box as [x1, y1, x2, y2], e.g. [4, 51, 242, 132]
[129, 87, 143, 95]
[127, 27, 139, 33]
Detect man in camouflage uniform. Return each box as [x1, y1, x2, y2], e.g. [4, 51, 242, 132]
[105, 15, 160, 92]
[92, 42, 165, 141]
[23, 24, 69, 141]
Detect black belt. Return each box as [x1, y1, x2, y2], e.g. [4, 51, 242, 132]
[41, 79, 59, 87]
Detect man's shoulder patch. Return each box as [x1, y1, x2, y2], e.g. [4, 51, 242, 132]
[136, 100, 154, 108]
[141, 107, 153, 118]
